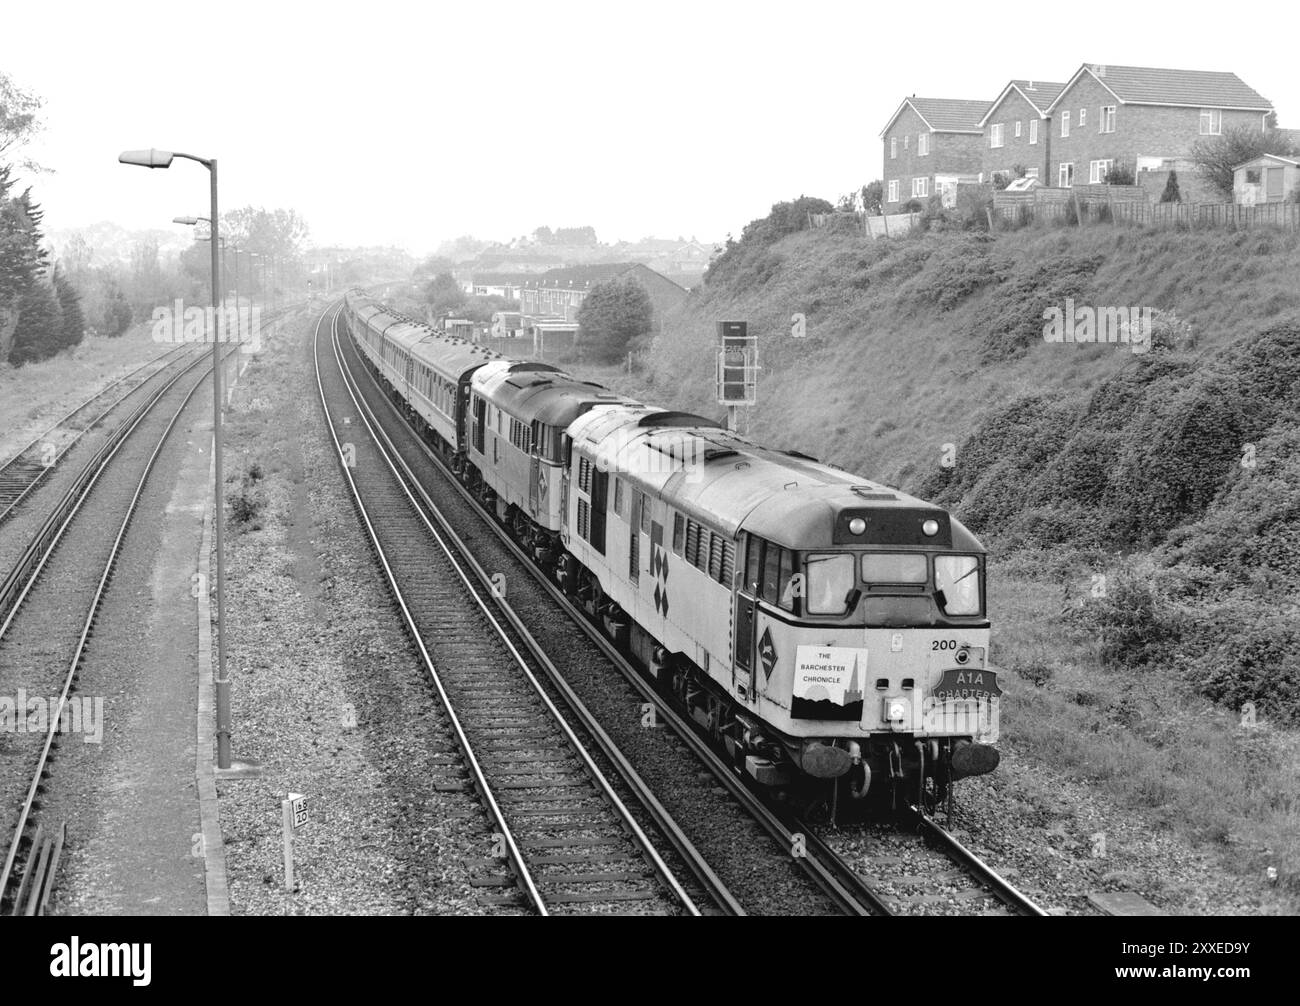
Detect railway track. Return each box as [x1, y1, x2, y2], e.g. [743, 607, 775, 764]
[315, 304, 713, 916]
[323, 302, 891, 916]
[0, 343, 239, 915]
[801, 806, 1048, 916]
[0, 344, 193, 524]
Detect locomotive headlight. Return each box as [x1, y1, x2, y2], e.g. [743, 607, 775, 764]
[922, 518, 940, 537]
[848, 517, 867, 536]
[883, 696, 911, 727]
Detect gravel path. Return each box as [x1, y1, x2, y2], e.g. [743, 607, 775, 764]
[212, 308, 500, 915]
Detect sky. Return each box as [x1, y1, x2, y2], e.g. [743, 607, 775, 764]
[3, 0, 1297, 257]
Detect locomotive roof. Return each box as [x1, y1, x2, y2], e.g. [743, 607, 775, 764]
[568, 407, 982, 552]
[348, 293, 500, 379]
[472, 360, 641, 427]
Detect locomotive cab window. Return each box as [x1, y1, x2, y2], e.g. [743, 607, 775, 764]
[805, 553, 856, 615]
[934, 554, 982, 615]
[861, 552, 928, 589]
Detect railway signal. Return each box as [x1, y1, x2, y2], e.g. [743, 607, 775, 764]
[716, 321, 758, 432]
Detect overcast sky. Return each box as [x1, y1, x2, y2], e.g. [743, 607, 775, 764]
[3, 0, 1296, 256]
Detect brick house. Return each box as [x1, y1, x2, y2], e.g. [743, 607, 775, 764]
[978, 80, 1065, 183]
[1043, 63, 1274, 189]
[519, 262, 688, 334]
[881, 97, 989, 208]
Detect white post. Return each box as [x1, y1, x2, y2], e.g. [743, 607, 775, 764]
[281, 799, 294, 891]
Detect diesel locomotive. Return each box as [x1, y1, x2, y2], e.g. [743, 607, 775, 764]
[342, 291, 1001, 805]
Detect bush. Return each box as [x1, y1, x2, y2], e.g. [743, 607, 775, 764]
[1160, 170, 1182, 203]
[970, 251, 1104, 362]
[1067, 565, 1184, 670]
[226, 464, 267, 530]
[1183, 607, 1300, 724]
[1104, 162, 1136, 185]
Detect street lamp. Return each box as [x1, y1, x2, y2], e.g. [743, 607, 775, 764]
[173, 216, 223, 307]
[120, 147, 238, 771]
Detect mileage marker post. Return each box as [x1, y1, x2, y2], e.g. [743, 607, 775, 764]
[119, 148, 254, 776]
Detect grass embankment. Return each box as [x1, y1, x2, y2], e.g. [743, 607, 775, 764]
[584, 220, 1300, 907]
[0, 322, 171, 463]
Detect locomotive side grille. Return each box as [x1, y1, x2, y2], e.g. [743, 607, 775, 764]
[720, 539, 735, 585]
[708, 533, 724, 581]
[577, 499, 590, 540]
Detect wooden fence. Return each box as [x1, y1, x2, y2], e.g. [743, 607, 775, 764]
[998, 197, 1300, 229]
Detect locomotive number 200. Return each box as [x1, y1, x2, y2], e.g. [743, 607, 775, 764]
[931, 639, 958, 651]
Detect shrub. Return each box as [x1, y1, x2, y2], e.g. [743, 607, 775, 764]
[971, 251, 1104, 361]
[1104, 162, 1136, 185]
[1160, 170, 1182, 203]
[1067, 565, 1184, 669]
[1183, 607, 1300, 724]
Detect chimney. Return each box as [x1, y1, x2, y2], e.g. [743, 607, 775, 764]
[1027, 80, 1035, 90]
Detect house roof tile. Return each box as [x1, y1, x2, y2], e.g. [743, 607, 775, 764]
[1050, 63, 1272, 111]
[908, 97, 990, 132]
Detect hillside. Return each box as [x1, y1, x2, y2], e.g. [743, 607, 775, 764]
[625, 225, 1300, 492]
[583, 217, 1300, 901]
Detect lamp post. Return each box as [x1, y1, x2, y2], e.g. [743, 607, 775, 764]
[121, 148, 236, 770]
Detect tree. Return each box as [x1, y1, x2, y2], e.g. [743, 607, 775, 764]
[101, 278, 133, 337]
[553, 226, 597, 245]
[422, 272, 465, 317]
[412, 255, 454, 284]
[861, 181, 883, 215]
[0, 71, 44, 171]
[1192, 126, 1300, 199]
[576, 279, 653, 363]
[1160, 170, 1182, 204]
[52, 267, 84, 352]
[532, 226, 554, 244]
[7, 276, 63, 365]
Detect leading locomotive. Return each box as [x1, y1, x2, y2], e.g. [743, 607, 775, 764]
[342, 291, 1001, 806]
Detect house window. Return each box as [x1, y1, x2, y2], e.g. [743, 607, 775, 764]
[1015, 121, 1022, 138]
[887, 179, 899, 202]
[1200, 109, 1223, 135]
[890, 137, 897, 159]
[1059, 162, 1075, 187]
[918, 133, 930, 156]
[1026, 167, 1040, 179]
[990, 123, 1004, 148]
[1100, 105, 1116, 133]
[912, 177, 929, 198]
[1030, 119, 1038, 145]
[1061, 111, 1070, 137]
[1246, 168, 1262, 184]
[1089, 159, 1114, 184]
[1079, 108, 1087, 128]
